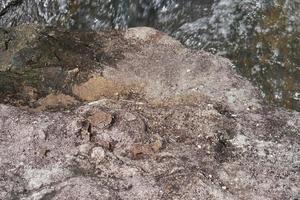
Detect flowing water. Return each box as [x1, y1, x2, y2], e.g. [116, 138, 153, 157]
[0, 0, 299, 111]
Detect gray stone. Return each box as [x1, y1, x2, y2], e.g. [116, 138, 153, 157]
[90, 147, 105, 163]
[0, 25, 299, 200]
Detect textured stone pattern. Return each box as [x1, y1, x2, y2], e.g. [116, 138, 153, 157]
[0, 26, 299, 199]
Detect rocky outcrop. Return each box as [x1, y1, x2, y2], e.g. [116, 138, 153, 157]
[0, 25, 299, 200]
[1, 0, 299, 111]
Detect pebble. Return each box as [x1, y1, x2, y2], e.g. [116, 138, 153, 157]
[78, 143, 93, 155]
[91, 147, 105, 163]
[88, 110, 112, 129]
[124, 112, 136, 121]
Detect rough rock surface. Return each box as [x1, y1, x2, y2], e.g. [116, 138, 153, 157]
[0, 25, 299, 200]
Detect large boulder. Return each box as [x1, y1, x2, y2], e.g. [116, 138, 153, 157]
[0, 25, 299, 200]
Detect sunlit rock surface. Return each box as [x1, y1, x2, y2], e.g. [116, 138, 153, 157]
[0, 25, 299, 200]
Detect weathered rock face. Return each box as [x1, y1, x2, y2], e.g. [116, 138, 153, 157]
[0, 24, 134, 109]
[0, 25, 299, 200]
[1, 0, 299, 111]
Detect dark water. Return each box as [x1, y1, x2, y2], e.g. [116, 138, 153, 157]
[0, 0, 299, 111]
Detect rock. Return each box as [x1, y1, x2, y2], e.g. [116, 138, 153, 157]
[124, 112, 137, 121]
[78, 143, 94, 156]
[151, 137, 163, 152]
[0, 24, 41, 71]
[125, 26, 159, 41]
[125, 27, 183, 47]
[130, 139, 163, 160]
[87, 110, 113, 129]
[0, 25, 132, 108]
[72, 75, 131, 101]
[131, 143, 155, 159]
[23, 166, 72, 191]
[35, 93, 79, 111]
[1, 0, 299, 111]
[0, 25, 299, 200]
[90, 147, 105, 163]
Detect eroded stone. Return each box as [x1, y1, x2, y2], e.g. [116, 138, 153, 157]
[35, 93, 79, 111]
[0, 25, 299, 200]
[87, 109, 113, 129]
[90, 147, 106, 163]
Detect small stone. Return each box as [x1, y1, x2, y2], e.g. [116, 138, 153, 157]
[67, 67, 79, 75]
[124, 112, 136, 121]
[131, 144, 153, 159]
[39, 148, 50, 157]
[48, 31, 55, 36]
[36, 93, 78, 111]
[78, 143, 93, 155]
[94, 136, 116, 151]
[91, 147, 105, 163]
[23, 86, 38, 101]
[152, 138, 163, 152]
[207, 104, 213, 109]
[87, 110, 112, 129]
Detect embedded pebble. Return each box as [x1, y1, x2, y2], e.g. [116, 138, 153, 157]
[91, 147, 105, 163]
[124, 112, 137, 121]
[87, 110, 112, 129]
[78, 143, 93, 155]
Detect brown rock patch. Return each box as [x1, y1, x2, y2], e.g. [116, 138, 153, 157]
[87, 110, 113, 129]
[131, 139, 163, 160]
[36, 93, 79, 111]
[72, 75, 143, 101]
